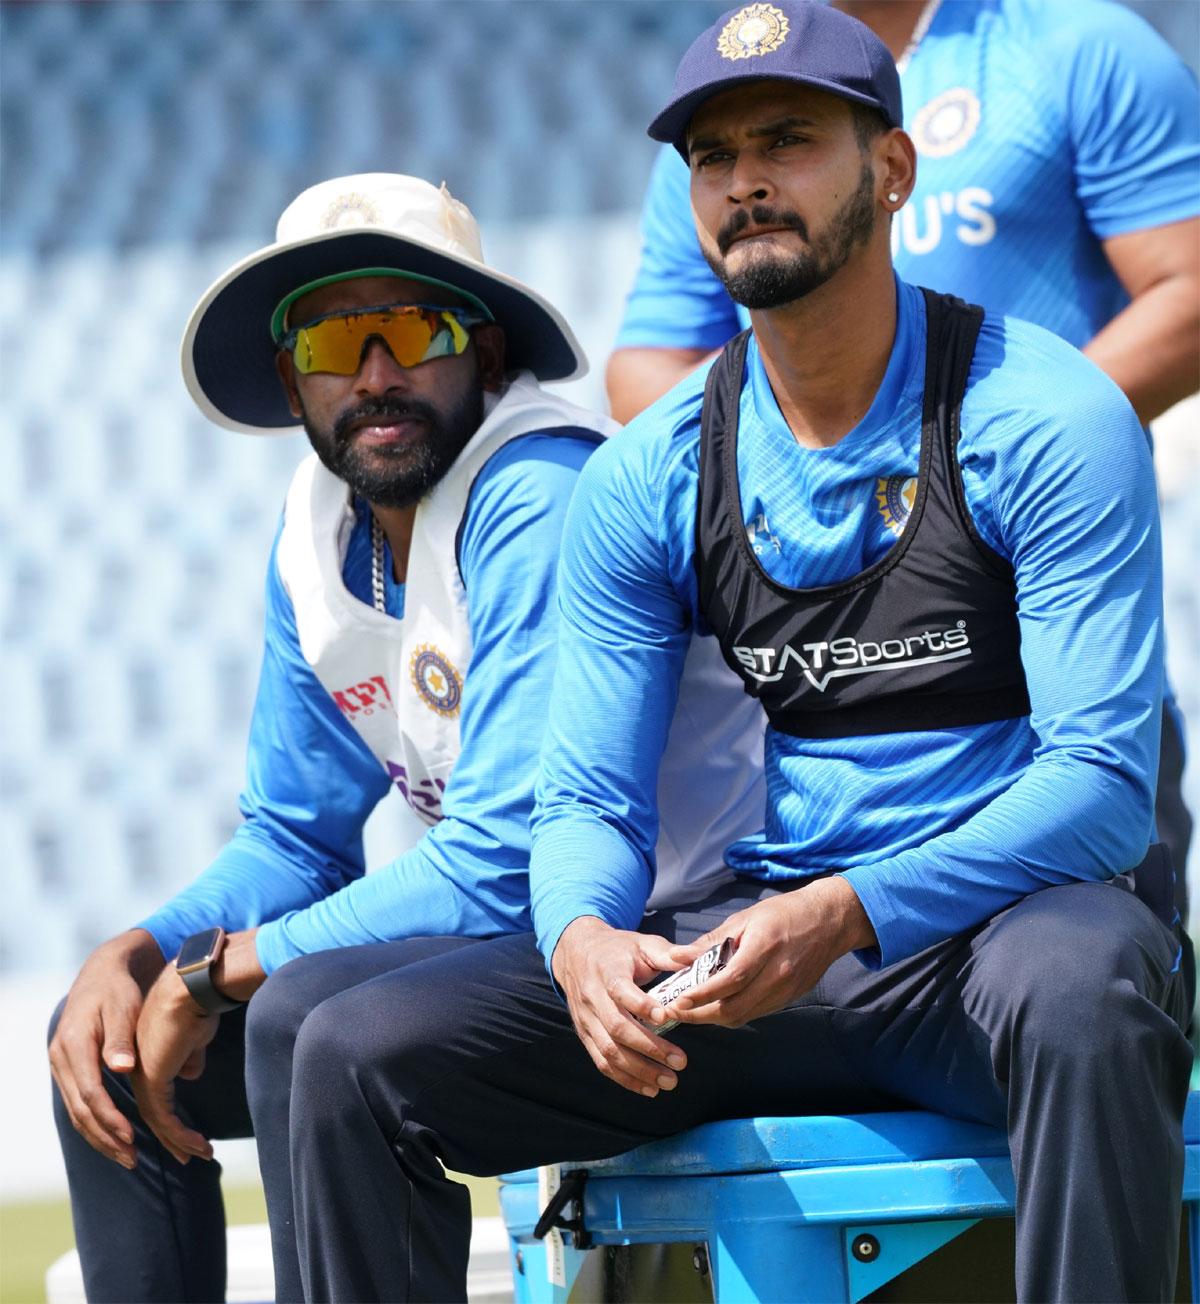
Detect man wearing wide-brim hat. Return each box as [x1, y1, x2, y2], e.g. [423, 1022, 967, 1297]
[268, 8, 1187, 1302]
[47, 172, 765, 1302]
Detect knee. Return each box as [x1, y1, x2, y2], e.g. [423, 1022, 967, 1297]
[977, 884, 1183, 1065]
[244, 957, 338, 1112]
[289, 985, 433, 1131]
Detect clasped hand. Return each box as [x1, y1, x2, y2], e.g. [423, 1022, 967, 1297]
[663, 877, 873, 1030]
[553, 880, 873, 1096]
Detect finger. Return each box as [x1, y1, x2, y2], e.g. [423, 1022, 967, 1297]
[586, 1006, 684, 1091]
[671, 945, 767, 1012]
[592, 979, 687, 1070]
[579, 1028, 667, 1098]
[145, 1108, 211, 1164]
[665, 929, 723, 967]
[608, 975, 675, 1028]
[605, 980, 688, 1064]
[670, 969, 783, 1029]
[49, 1056, 137, 1167]
[132, 1077, 213, 1163]
[52, 1030, 136, 1154]
[608, 1006, 688, 1076]
[100, 995, 141, 1074]
[636, 933, 686, 975]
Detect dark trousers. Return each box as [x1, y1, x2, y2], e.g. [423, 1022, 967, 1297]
[49, 937, 473, 1303]
[53, 880, 1190, 1303]
[255, 879, 1190, 1304]
[49, 1002, 253, 1303]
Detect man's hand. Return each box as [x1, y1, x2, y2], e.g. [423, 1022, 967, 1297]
[49, 929, 165, 1169]
[552, 916, 689, 1097]
[131, 969, 218, 1165]
[131, 928, 265, 1165]
[663, 878, 875, 1029]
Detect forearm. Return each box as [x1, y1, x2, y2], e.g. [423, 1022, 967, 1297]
[255, 826, 531, 973]
[606, 348, 716, 424]
[137, 820, 360, 962]
[531, 813, 654, 967]
[1084, 273, 1200, 424]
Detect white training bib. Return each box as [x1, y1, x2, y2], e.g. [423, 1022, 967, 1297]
[277, 371, 765, 900]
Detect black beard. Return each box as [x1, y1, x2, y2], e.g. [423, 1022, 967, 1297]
[301, 385, 484, 510]
[703, 161, 877, 309]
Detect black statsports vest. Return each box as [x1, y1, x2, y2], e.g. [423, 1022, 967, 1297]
[694, 289, 1031, 739]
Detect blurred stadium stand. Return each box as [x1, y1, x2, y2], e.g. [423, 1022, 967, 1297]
[2, 0, 1198, 974]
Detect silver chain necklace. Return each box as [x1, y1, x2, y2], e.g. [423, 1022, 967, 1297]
[370, 514, 387, 614]
[896, 0, 943, 73]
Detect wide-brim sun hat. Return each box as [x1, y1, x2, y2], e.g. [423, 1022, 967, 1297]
[649, 1, 902, 159]
[182, 173, 588, 435]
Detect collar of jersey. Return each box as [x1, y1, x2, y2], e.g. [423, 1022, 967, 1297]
[744, 274, 926, 456]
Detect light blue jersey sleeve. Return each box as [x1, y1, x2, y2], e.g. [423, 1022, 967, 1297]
[530, 402, 703, 966]
[138, 432, 597, 973]
[1051, 0, 1200, 238]
[841, 322, 1164, 964]
[614, 146, 746, 351]
[135, 522, 383, 964]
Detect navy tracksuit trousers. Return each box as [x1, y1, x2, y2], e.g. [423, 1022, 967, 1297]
[53, 878, 1189, 1303]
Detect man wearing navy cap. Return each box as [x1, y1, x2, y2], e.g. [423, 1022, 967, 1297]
[274, 8, 1189, 1301]
[607, 0, 1200, 964]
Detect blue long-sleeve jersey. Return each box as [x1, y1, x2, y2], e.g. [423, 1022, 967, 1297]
[138, 431, 597, 974]
[532, 280, 1162, 970]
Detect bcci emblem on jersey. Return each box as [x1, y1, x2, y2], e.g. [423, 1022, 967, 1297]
[409, 644, 463, 717]
[911, 88, 981, 158]
[875, 474, 917, 537]
[717, 3, 790, 60]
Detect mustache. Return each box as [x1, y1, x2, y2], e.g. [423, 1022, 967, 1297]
[717, 205, 809, 255]
[332, 396, 440, 443]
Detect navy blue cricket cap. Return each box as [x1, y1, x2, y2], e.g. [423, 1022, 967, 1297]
[648, 1, 902, 158]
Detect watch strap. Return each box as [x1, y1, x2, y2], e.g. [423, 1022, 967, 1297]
[176, 930, 244, 1015]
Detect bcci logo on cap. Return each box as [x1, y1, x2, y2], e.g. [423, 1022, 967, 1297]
[320, 191, 382, 231]
[409, 643, 463, 717]
[718, 3, 790, 60]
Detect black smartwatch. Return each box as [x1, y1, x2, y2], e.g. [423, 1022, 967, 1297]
[174, 927, 244, 1014]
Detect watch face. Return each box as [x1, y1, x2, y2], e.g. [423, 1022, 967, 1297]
[176, 928, 222, 972]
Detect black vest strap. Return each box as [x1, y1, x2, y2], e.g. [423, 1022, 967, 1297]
[694, 289, 1031, 739]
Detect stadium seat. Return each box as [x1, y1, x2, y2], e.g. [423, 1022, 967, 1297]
[499, 1092, 1200, 1303]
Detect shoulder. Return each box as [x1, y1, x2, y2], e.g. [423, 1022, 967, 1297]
[473, 427, 601, 491]
[1012, 0, 1198, 106]
[1002, 0, 1165, 51]
[964, 310, 1144, 479]
[459, 428, 603, 565]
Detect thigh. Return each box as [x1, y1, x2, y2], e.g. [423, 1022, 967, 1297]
[818, 879, 1188, 1124]
[290, 930, 890, 1179]
[247, 934, 480, 1043]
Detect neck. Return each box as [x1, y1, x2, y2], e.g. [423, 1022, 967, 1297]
[748, 252, 899, 449]
[835, 0, 928, 59]
[369, 502, 416, 582]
